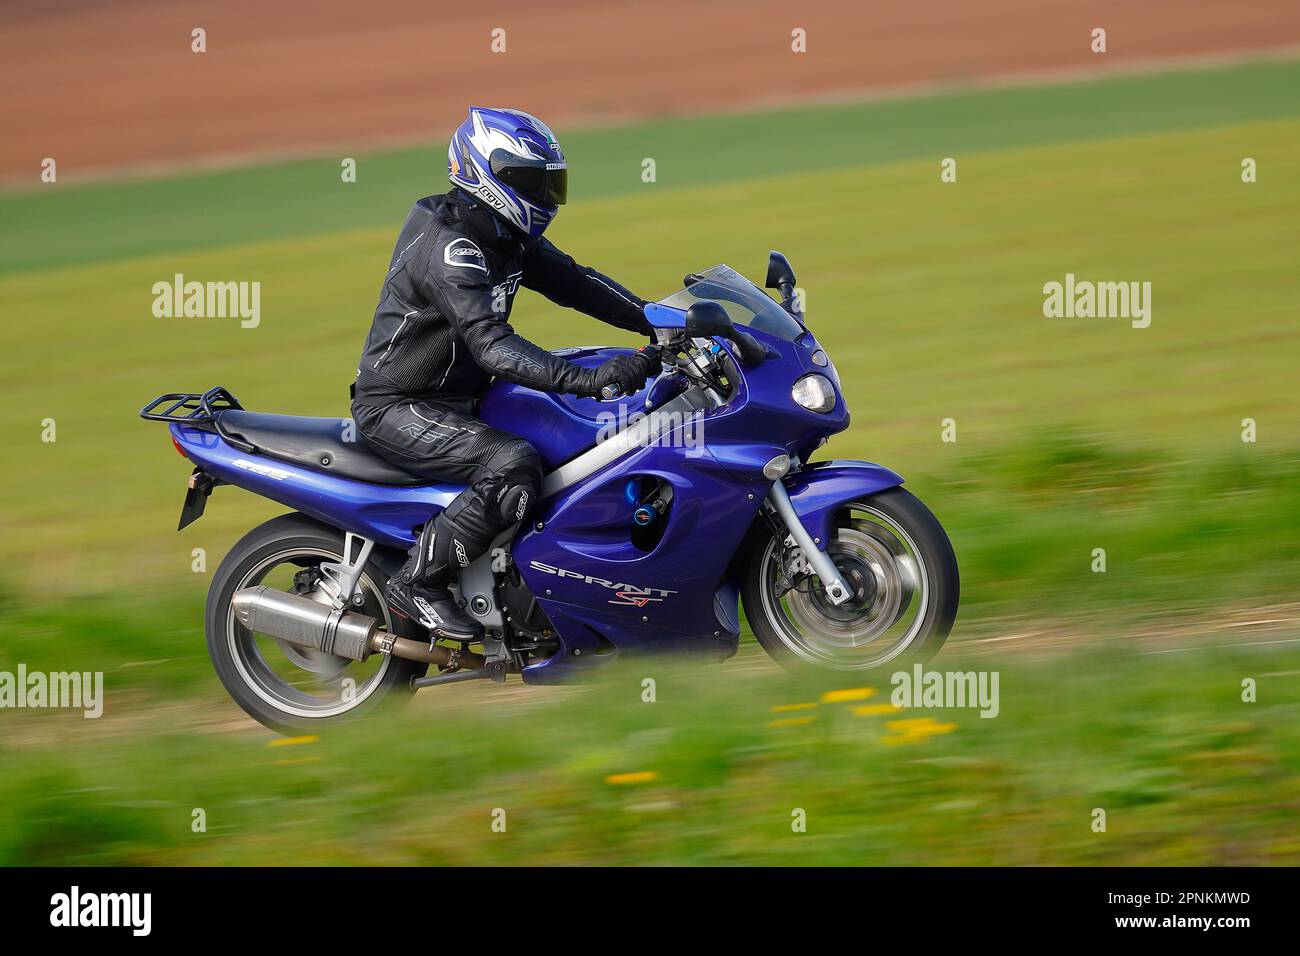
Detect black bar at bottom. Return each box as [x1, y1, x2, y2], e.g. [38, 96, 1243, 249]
[0, 866, 1281, 942]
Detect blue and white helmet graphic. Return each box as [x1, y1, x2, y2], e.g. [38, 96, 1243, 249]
[448, 107, 568, 239]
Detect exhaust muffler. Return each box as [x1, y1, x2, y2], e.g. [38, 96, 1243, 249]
[231, 586, 484, 670]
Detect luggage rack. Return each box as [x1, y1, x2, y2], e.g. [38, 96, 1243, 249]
[139, 386, 243, 424]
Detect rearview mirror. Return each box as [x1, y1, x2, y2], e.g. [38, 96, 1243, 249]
[685, 299, 770, 366]
[764, 251, 796, 293]
[684, 300, 733, 338]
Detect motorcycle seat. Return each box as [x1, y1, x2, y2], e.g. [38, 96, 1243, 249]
[216, 410, 431, 486]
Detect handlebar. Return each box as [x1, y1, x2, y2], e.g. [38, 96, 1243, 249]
[596, 331, 761, 405]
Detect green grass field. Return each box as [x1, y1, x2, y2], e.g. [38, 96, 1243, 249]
[5, 645, 1299, 866]
[1, 60, 1298, 864]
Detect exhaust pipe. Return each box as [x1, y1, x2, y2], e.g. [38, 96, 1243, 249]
[231, 586, 484, 670]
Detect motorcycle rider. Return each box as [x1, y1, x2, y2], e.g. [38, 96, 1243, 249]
[351, 107, 660, 641]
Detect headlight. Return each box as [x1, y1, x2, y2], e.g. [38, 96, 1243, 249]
[792, 373, 836, 413]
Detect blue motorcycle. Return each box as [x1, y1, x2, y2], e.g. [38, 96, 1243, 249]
[142, 253, 958, 732]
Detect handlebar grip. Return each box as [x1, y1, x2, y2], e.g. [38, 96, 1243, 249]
[600, 384, 624, 401]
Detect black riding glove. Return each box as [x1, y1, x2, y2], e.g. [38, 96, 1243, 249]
[580, 346, 661, 398]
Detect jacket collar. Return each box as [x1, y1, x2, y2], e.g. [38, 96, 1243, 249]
[445, 188, 528, 257]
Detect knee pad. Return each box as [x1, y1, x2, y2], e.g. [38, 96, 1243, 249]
[496, 482, 535, 526]
[471, 475, 537, 534]
[482, 439, 541, 527]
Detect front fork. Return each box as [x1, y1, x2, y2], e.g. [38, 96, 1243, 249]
[766, 481, 851, 605]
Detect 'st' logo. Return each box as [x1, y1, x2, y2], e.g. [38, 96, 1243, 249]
[610, 591, 661, 607]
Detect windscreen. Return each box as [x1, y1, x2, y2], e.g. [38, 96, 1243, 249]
[656, 265, 804, 341]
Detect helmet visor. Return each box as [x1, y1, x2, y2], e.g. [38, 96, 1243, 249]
[489, 149, 568, 207]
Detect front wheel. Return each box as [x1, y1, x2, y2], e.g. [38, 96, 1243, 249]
[205, 513, 428, 733]
[742, 487, 959, 671]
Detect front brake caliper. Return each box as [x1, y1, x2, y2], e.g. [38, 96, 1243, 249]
[774, 537, 811, 598]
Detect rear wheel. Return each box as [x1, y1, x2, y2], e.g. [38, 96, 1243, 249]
[205, 513, 427, 733]
[742, 488, 958, 671]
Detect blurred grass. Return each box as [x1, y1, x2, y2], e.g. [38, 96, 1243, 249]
[2, 645, 1298, 865]
[932, 431, 1300, 623]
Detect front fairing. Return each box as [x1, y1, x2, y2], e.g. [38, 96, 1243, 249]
[645, 264, 848, 463]
[730, 322, 849, 444]
[649, 317, 850, 482]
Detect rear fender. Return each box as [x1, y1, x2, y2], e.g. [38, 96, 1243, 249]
[169, 423, 461, 548]
[782, 460, 905, 546]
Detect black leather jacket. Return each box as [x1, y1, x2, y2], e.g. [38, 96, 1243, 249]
[353, 189, 650, 406]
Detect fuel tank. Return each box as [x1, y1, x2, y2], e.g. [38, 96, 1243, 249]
[477, 346, 646, 469]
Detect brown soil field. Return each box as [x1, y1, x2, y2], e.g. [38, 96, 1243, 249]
[3, 0, 1299, 179]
